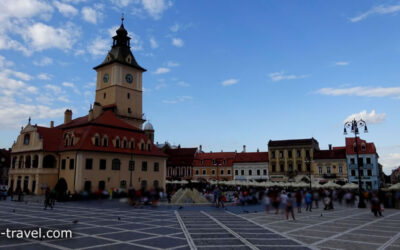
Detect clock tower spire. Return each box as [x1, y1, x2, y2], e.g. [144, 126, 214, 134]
[93, 17, 146, 129]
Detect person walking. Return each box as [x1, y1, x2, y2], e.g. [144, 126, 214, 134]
[295, 190, 302, 213]
[286, 193, 295, 220]
[305, 190, 312, 212]
[371, 193, 383, 217]
[264, 189, 271, 213]
[44, 187, 52, 210]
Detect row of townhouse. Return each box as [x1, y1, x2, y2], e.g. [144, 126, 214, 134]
[161, 137, 381, 190]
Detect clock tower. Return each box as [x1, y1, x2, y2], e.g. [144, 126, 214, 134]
[93, 17, 146, 129]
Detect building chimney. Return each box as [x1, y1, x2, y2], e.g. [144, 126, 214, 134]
[64, 109, 72, 124]
[243, 145, 246, 152]
[257, 148, 260, 152]
[199, 145, 202, 152]
[50, 121, 54, 128]
[329, 144, 332, 150]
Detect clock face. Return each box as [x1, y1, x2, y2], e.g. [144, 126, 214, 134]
[125, 74, 133, 83]
[103, 73, 109, 83]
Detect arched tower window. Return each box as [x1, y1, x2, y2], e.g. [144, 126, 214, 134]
[23, 134, 30, 145]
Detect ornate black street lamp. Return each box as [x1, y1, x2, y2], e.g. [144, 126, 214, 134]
[344, 118, 368, 208]
[305, 151, 312, 191]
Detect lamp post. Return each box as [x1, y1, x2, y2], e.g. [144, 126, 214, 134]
[129, 152, 134, 187]
[305, 151, 312, 191]
[344, 118, 368, 208]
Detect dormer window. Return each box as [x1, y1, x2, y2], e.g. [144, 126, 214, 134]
[65, 138, 69, 147]
[115, 138, 120, 148]
[94, 136, 99, 146]
[23, 134, 30, 145]
[103, 137, 108, 147]
[141, 143, 144, 150]
[212, 160, 216, 165]
[70, 137, 74, 146]
[147, 144, 151, 151]
[123, 139, 127, 149]
[130, 140, 134, 149]
[361, 143, 366, 151]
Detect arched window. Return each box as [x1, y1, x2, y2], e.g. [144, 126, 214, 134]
[130, 140, 134, 149]
[115, 138, 120, 148]
[120, 180, 126, 189]
[70, 137, 74, 146]
[94, 136, 99, 146]
[25, 155, 31, 168]
[65, 137, 69, 147]
[141, 143, 144, 150]
[23, 134, 30, 145]
[147, 144, 151, 151]
[141, 180, 147, 190]
[123, 139, 127, 149]
[19, 156, 23, 168]
[361, 143, 366, 151]
[12, 157, 16, 168]
[32, 155, 38, 168]
[103, 136, 108, 147]
[112, 159, 121, 170]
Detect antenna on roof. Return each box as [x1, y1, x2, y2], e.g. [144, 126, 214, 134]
[121, 13, 124, 24]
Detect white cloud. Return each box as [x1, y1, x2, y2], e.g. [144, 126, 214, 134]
[110, 0, 133, 7]
[154, 67, 170, 74]
[0, 0, 53, 22]
[62, 81, 80, 94]
[316, 86, 400, 98]
[155, 83, 167, 90]
[88, 36, 109, 56]
[82, 6, 98, 24]
[140, 0, 172, 20]
[163, 95, 192, 104]
[166, 61, 179, 67]
[58, 96, 70, 102]
[172, 38, 184, 47]
[350, 5, 400, 22]
[380, 152, 400, 174]
[37, 73, 52, 80]
[53, 0, 78, 17]
[269, 71, 308, 82]
[4, 70, 32, 81]
[45, 84, 62, 94]
[335, 61, 349, 66]
[23, 22, 80, 51]
[177, 81, 189, 87]
[149, 37, 158, 48]
[170, 23, 180, 32]
[344, 110, 386, 124]
[33, 57, 53, 66]
[222, 78, 238, 86]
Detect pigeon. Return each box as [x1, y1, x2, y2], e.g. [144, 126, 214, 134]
[117, 217, 121, 221]
[72, 220, 78, 224]
[320, 213, 323, 217]
[178, 206, 183, 210]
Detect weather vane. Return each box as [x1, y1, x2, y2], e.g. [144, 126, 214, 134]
[121, 13, 124, 23]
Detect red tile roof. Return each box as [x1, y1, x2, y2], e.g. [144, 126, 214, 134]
[234, 152, 268, 163]
[165, 147, 197, 166]
[37, 111, 166, 157]
[345, 137, 377, 155]
[314, 148, 346, 159]
[193, 152, 236, 167]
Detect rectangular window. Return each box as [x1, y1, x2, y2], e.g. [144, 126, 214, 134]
[297, 164, 302, 172]
[339, 166, 343, 173]
[235, 170, 238, 175]
[272, 164, 276, 172]
[202, 170, 206, 175]
[69, 159, 74, 170]
[263, 169, 267, 175]
[368, 169, 372, 176]
[154, 162, 159, 172]
[351, 170, 356, 176]
[195, 170, 199, 175]
[297, 150, 301, 157]
[288, 164, 293, 172]
[366, 158, 371, 164]
[227, 169, 231, 175]
[288, 151, 292, 158]
[350, 158, 355, 164]
[99, 159, 106, 170]
[211, 170, 215, 175]
[280, 164, 284, 172]
[272, 151, 276, 158]
[249, 170, 252, 175]
[220, 170, 224, 175]
[241, 170, 244, 175]
[257, 169, 260, 175]
[212, 160, 216, 165]
[318, 167, 322, 174]
[279, 151, 283, 158]
[85, 158, 93, 170]
[61, 159, 66, 170]
[142, 161, 147, 171]
[327, 166, 331, 174]
[129, 160, 135, 171]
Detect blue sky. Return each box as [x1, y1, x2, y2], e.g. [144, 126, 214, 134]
[0, 0, 399, 174]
